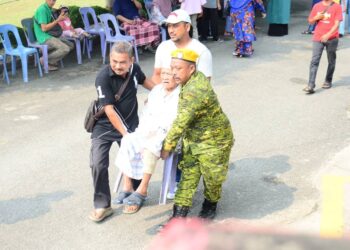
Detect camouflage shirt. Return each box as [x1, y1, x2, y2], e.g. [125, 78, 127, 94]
[163, 71, 234, 155]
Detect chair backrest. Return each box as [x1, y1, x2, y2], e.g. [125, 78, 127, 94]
[79, 7, 100, 30]
[21, 18, 37, 44]
[0, 24, 24, 52]
[98, 13, 123, 40]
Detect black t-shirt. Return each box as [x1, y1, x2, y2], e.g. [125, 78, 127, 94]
[91, 63, 146, 141]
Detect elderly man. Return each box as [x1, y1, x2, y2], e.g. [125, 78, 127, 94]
[160, 48, 234, 225]
[114, 68, 180, 214]
[89, 41, 154, 222]
[33, 0, 74, 71]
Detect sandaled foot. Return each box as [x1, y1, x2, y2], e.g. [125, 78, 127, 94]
[112, 191, 132, 205]
[303, 86, 315, 94]
[48, 64, 58, 71]
[301, 30, 312, 35]
[123, 192, 147, 214]
[88, 207, 113, 222]
[322, 83, 332, 89]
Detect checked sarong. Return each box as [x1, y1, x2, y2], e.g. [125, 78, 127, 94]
[122, 19, 161, 47]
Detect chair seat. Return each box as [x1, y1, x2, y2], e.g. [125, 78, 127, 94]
[6, 47, 37, 56]
[108, 34, 135, 42]
[86, 23, 104, 33]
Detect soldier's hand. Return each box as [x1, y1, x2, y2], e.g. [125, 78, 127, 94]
[161, 149, 170, 160]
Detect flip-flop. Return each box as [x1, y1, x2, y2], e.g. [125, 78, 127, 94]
[123, 192, 147, 214]
[112, 191, 132, 205]
[88, 207, 113, 222]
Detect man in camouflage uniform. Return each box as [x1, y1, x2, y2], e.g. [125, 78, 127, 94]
[161, 48, 234, 223]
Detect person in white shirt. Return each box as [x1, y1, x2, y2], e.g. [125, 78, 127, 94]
[152, 9, 213, 84]
[179, 0, 207, 39]
[114, 68, 180, 214]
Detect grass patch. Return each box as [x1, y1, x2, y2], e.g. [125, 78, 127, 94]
[0, 0, 103, 26]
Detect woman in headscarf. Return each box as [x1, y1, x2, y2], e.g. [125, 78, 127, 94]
[267, 0, 292, 36]
[230, 0, 266, 58]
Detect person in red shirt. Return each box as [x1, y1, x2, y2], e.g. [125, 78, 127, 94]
[303, 0, 342, 94]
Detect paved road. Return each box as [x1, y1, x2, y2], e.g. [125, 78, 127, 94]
[1, 1, 350, 249]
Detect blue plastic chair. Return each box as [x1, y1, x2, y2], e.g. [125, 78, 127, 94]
[144, 1, 167, 42]
[0, 54, 10, 84]
[0, 24, 42, 83]
[98, 13, 139, 64]
[64, 36, 91, 65]
[79, 7, 106, 59]
[113, 153, 177, 205]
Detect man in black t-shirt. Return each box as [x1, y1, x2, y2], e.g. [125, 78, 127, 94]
[89, 41, 154, 222]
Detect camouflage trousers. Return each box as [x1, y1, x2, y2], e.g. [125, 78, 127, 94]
[174, 144, 232, 207]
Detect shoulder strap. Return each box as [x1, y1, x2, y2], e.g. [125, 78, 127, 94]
[114, 64, 134, 101]
[323, 2, 335, 13]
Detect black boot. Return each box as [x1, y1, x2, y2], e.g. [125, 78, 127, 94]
[157, 205, 190, 232]
[198, 199, 217, 220]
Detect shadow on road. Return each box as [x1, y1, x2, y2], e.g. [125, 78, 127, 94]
[219, 155, 296, 220]
[0, 190, 73, 224]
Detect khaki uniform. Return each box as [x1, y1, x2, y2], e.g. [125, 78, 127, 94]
[163, 71, 234, 207]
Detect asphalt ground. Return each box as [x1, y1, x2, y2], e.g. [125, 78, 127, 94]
[1, 1, 350, 249]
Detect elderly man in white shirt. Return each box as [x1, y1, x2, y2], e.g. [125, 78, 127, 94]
[114, 68, 180, 214]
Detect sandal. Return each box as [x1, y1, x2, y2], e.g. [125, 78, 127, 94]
[88, 207, 113, 222]
[123, 192, 147, 214]
[322, 83, 332, 89]
[112, 191, 132, 205]
[303, 86, 315, 94]
[301, 30, 312, 35]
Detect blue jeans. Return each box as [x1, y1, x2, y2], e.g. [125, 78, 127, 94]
[308, 39, 338, 89]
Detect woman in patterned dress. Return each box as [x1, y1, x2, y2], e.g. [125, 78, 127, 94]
[229, 0, 266, 57]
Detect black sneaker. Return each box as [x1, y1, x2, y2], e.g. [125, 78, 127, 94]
[157, 205, 190, 232]
[198, 199, 217, 220]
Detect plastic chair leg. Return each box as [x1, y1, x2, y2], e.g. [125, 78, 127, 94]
[168, 154, 178, 194]
[74, 39, 82, 64]
[11, 55, 16, 76]
[99, 33, 106, 57]
[159, 153, 176, 205]
[133, 41, 139, 63]
[35, 52, 43, 77]
[161, 28, 166, 42]
[20, 54, 28, 83]
[41, 46, 49, 74]
[102, 41, 107, 64]
[113, 171, 123, 193]
[2, 55, 10, 84]
[84, 38, 91, 59]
